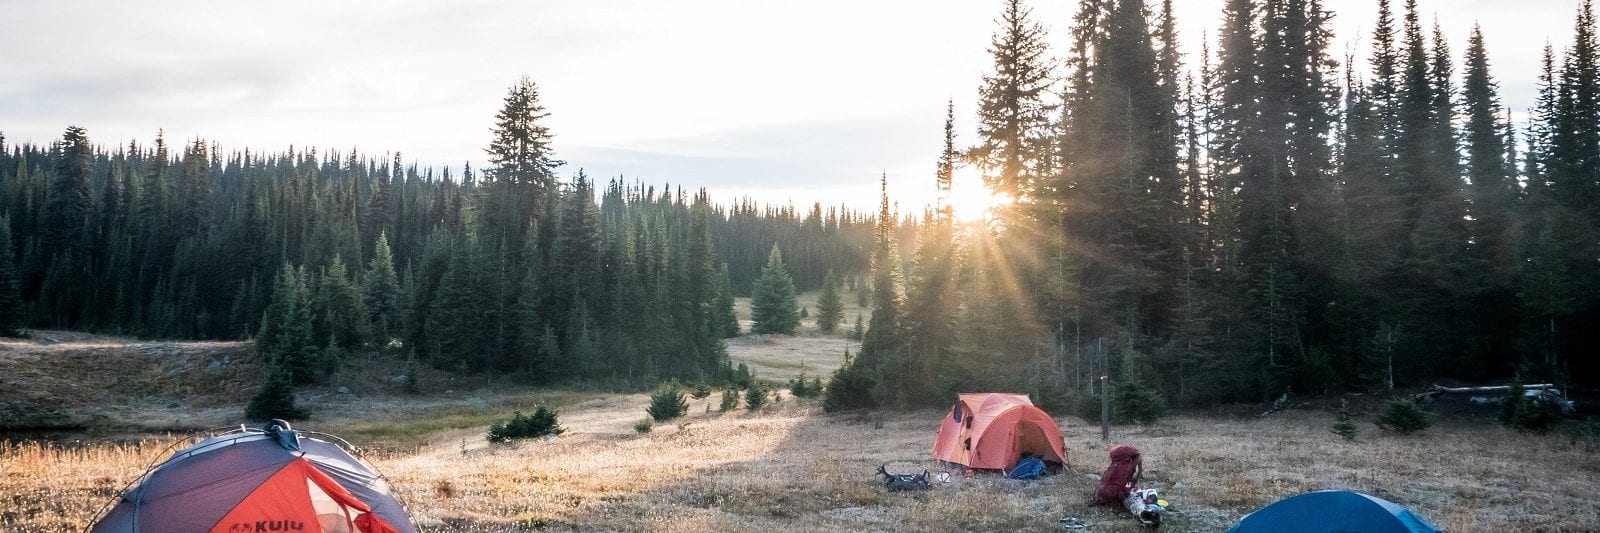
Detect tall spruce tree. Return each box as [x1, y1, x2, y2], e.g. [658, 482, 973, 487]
[750, 244, 799, 335]
[1461, 25, 1516, 277]
[428, 235, 492, 371]
[46, 126, 93, 258]
[902, 105, 961, 404]
[258, 263, 319, 385]
[318, 254, 366, 352]
[858, 176, 904, 401]
[364, 233, 401, 343]
[815, 269, 844, 333]
[713, 263, 741, 338]
[0, 217, 22, 336]
[974, 0, 1053, 214]
[486, 76, 564, 238]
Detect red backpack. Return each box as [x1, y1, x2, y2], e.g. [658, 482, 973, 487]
[1093, 445, 1142, 506]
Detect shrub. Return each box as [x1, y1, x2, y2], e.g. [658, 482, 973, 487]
[1072, 385, 1164, 425]
[731, 363, 754, 389]
[1500, 380, 1563, 432]
[245, 367, 307, 421]
[1112, 382, 1166, 424]
[1330, 399, 1358, 441]
[1568, 419, 1600, 452]
[647, 382, 689, 422]
[789, 373, 822, 398]
[1076, 393, 1105, 424]
[690, 383, 713, 400]
[718, 389, 740, 412]
[822, 365, 877, 413]
[487, 406, 565, 443]
[745, 381, 770, 411]
[1374, 399, 1431, 434]
[634, 418, 654, 434]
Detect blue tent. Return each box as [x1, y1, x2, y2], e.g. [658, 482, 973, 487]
[1229, 490, 1441, 533]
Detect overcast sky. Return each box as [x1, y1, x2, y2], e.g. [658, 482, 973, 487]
[0, 0, 1584, 211]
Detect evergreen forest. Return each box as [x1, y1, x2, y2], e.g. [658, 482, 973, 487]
[3, 0, 1598, 410]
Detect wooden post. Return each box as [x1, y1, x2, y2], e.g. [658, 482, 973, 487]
[1099, 338, 1109, 442]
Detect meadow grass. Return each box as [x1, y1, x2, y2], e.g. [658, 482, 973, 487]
[6, 395, 1598, 532]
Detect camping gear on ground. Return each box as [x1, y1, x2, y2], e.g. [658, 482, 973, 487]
[92, 420, 416, 533]
[1228, 490, 1441, 533]
[1059, 516, 1088, 529]
[1006, 454, 1049, 480]
[876, 463, 932, 492]
[1124, 487, 1167, 527]
[931, 393, 1068, 471]
[1093, 444, 1142, 506]
[1094, 445, 1164, 527]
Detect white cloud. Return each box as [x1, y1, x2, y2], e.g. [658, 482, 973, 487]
[0, 0, 1583, 211]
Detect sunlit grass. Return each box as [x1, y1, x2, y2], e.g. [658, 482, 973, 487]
[8, 400, 1599, 532]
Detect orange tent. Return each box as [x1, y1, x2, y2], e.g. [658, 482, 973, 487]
[931, 393, 1068, 470]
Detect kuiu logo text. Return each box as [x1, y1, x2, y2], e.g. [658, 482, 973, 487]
[229, 520, 305, 531]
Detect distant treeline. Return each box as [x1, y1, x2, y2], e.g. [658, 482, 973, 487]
[827, 0, 1600, 412]
[0, 77, 877, 385]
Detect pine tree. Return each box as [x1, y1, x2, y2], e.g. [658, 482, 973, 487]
[428, 237, 491, 371]
[319, 254, 367, 352]
[45, 126, 93, 257]
[364, 233, 401, 343]
[1374, 399, 1432, 434]
[175, 139, 212, 237]
[973, 0, 1053, 214]
[859, 176, 902, 370]
[1061, 0, 1185, 368]
[647, 381, 689, 422]
[487, 76, 564, 230]
[0, 217, 22, 336]
[815, 269, 844, 332]
[1550, 0, 1600, 215]
[902, 104, 961, 404]
[1331, 399, 1358, 440]
[1462, 25, 1515, 273]
[245, 364, 307, 421]
[750, 244, 799, 334]
[257, 263, 320, 385]
[713, 263, 741, 338]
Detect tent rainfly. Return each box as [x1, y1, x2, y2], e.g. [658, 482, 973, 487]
[1228, 490, 1442, 533]
[931, 393, 1068, 470]
[92, 422, 417, 533]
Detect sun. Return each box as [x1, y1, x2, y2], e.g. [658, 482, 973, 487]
[948, 165, 1012, 222]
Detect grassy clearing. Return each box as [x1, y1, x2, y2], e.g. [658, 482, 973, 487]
[6, 332, 1599, 532]
[733, 290, 870, 339]
[728, 291, 862, 383]
[321, 390, 595, 452]
[7, 394, 1599, 532]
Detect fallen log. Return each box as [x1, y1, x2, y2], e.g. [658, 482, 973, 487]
[1414, 383, 1555, 402]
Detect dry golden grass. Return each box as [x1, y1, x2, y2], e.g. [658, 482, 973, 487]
[6, 332, 1599, 532]
[7, 394, 1599, 532]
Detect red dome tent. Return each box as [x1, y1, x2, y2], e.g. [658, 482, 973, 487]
[931, 393, 1068, 470]
[93, 422, 416, 533]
